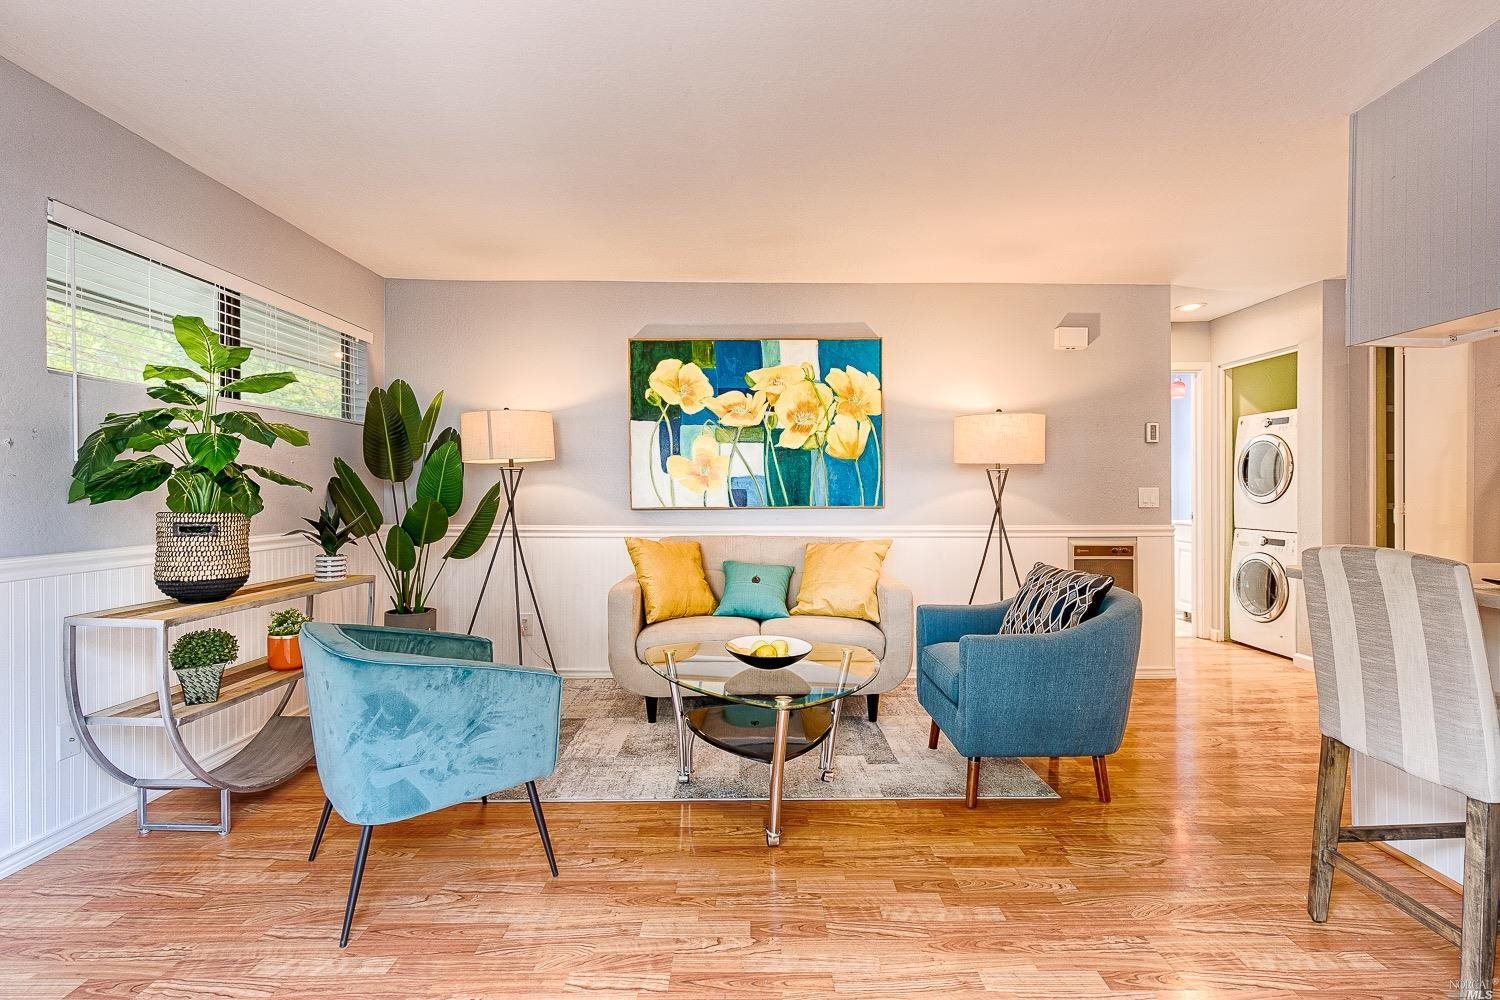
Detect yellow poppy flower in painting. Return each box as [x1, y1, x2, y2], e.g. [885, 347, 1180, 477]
[774, 380, 834, 450]
[649, 359, 714, 413]
[826, 366, 882, 422]
[824, 414, 871, 460]
[745, 364, 805, 401]
[666, 434, 729, 495]
[706, 390, 768, 428]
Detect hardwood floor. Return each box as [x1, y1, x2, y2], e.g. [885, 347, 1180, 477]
[0, 639, 1477, 998]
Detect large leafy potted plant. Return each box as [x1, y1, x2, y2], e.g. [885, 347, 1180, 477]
[68, 316, 311, 602]
[328, 380, 503, 628]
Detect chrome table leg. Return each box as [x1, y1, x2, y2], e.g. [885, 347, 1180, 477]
[765, 695, 793, 846]
[819, 697, 844, 782]
[666, 651, 692, 784]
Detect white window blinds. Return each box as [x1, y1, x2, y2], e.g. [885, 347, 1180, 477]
[46, 208, 370, 422]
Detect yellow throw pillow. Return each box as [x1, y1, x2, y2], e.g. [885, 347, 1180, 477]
[625, 538, 717, 624]
[791, 540, 893, 623]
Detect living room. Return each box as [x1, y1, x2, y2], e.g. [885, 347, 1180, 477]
[3, 3, 1499, 997]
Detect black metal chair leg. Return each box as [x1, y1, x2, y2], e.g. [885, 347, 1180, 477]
[339, 825, 374, 948]
[645, 696, 658, 723]
[525, 780, 559, 878]
[308, 798, 333, 862]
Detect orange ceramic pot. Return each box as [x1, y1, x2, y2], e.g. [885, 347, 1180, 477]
[267, 635, 302, 671]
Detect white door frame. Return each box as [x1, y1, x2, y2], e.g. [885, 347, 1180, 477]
[1209, 346, 1299, 642]
[1172, 361, 1215, 640]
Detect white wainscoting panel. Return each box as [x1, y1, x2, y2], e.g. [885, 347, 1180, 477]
[421, 523, 1176, 680]
[0, 536, 369, 879]
[2, 521, 1171, 878]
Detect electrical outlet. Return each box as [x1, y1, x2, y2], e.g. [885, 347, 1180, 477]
[519, 614, 534, 638]
[1144, 421, 1160, 444]
[1137, 487, 1160, 509]
[57, 723, 81, 762]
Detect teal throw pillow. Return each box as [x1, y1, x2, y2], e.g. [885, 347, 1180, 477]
[714, 561, 795, 621]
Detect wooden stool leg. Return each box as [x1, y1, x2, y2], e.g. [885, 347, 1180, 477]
[928, 720, 940, 750]
[965, 758, 980, 808]
[1092, 755, 1112, 803]
[1308, 735, 1350, 923]
[1460, 798, 1500, 998]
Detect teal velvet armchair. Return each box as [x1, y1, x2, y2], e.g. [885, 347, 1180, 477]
[916, 591, 1142, 806]
[299, 623, 563, 947]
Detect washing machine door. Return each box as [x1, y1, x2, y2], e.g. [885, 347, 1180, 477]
[1237, 434, 1293, 504]
[1235, 552, 1289, 622]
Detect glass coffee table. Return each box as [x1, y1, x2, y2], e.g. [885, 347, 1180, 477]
[645, 640, 877, 846]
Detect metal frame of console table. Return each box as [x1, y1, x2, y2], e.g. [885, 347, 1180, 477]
[64, 574, 375, 836]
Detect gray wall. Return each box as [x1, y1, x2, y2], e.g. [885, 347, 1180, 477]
[384, 280, 1172, 529]
[1348, 20, 1500, 345]
[0, 57, 385, 557]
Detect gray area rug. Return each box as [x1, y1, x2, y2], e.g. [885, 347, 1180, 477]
[495, 678, 1058, 802]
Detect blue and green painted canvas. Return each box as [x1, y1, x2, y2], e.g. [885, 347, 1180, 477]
[629, 338, 883, 509]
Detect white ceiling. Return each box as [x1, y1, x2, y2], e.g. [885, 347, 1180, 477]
[2, 1, 1496, 320]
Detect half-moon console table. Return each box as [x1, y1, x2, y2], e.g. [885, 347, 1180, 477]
[64, 574, 375, 836]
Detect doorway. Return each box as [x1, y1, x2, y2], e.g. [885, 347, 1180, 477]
[1170, 371, 1196, 636]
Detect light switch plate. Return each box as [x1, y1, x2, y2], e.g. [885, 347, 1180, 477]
[1138, 487, 1160, 509]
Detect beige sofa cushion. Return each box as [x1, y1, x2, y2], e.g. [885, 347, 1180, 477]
[635, 615, 760, 660]
[759, 616, 886, 659]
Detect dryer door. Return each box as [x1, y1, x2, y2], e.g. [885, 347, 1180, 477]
[1237, 434, 1293, 504]
[1235, 553, 1289, 622]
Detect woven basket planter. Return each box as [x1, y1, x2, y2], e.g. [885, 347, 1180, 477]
[154, 512, 251, 603]
[175, 662, 227, 705]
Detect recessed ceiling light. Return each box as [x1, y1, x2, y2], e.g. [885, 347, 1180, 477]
[1175, 302, 1207, 313]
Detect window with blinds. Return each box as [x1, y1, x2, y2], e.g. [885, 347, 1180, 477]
[46, 220, 369, 422]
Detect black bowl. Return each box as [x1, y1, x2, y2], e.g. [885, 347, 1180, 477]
[726, 635, 812, 670]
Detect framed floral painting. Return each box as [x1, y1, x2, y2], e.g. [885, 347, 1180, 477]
[629, 337, 883, 509]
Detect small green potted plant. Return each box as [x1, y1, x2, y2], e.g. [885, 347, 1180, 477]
[266, 609, 311, 671]
[169, 628, 239, 705]
[292, 495, 356, 581]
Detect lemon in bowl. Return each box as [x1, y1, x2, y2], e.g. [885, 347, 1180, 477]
[726, 635, 813, 670]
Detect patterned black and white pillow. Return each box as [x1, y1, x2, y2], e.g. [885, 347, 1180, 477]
[998, 562, 1114, 635]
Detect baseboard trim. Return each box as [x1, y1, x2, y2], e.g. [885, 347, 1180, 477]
[1135, 664, 1176, 680]
[0, 730, 260, 881]
[1291, 652, 1314, 672]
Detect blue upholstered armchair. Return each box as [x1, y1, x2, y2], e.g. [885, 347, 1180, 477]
[299, 623, 563, 947]
[916, 590, 1143, 806]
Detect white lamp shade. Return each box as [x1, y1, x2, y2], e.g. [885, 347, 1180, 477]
[952, 411, 1046, 466]
[459, 409, 555, 464]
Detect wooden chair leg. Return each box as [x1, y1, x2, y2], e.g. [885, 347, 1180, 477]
[1092, 755, 1112, 803]
[928, 720, 940, 750]
[644, 697, 658, 724]
[1460, 798, 1500, 997]
[965, 758, 980, 808]
[1307, 735, 1350, 923]
[867, 694, 880, 723]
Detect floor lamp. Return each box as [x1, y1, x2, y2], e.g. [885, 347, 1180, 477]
[460, 408, 557, 671]
[953, 409, 1046, 603]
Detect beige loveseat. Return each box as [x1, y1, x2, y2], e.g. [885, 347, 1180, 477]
[607, 535, 914, 723]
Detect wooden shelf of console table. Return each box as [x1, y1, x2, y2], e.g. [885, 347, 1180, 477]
[64, 573, 376, 835]
[86, 657, 303, 728]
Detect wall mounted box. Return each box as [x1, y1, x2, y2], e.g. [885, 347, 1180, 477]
[1054, 326, 1089, 351]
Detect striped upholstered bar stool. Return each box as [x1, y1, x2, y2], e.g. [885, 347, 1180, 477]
[1302, 545, 1500, 998]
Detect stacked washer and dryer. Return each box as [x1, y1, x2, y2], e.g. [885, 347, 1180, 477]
[1230, 409, 1297, 657]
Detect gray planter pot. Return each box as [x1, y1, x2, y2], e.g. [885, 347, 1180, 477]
[154, 512, 250, 603]
[175, 662, 227, 705]
[385, 608, 438, 630]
